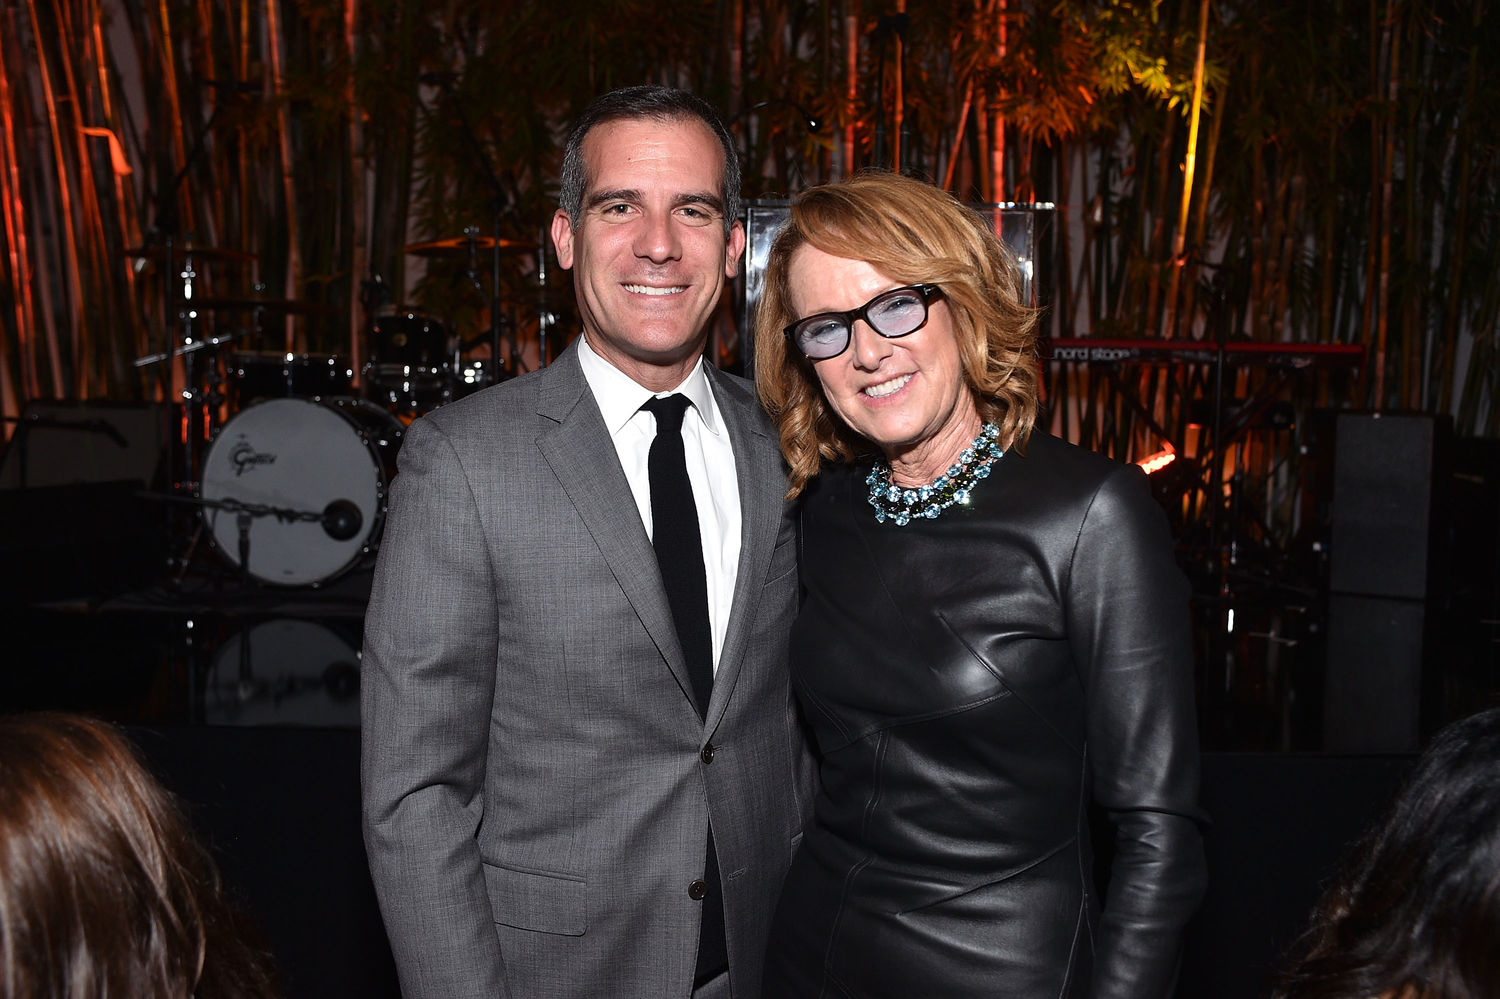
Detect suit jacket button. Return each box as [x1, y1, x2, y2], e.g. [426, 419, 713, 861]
[688, 879, 708, 900]
[700, 743, 715, 764]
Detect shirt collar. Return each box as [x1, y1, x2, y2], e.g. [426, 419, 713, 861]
[577, 334, 724, 439]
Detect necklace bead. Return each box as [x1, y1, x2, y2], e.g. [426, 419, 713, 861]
[866, 423, 1004, 526]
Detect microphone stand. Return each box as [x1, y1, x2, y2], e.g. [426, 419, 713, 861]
[141, 94, 239, 588]
[152, 100, 232, 480]
[424, 77, 527, 377]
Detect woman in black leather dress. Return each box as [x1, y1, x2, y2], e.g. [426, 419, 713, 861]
[753, 172, 1206, 998]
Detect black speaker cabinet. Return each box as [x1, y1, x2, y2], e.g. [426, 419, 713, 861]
[1322, 412, 1451, 751]
[0, 400, 167, 489]
[1323, 593, 1434, 751]
[1327, 412, 1451, 600]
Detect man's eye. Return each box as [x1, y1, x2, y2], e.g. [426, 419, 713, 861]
[594, 203, 636, 221]
[676, 206, 716, 226]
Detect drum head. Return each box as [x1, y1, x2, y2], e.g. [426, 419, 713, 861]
[200, 398, 383, 585]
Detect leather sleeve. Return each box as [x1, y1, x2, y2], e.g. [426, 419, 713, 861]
[360, 416, 512, 999]
[1066, 464, 1208, 999]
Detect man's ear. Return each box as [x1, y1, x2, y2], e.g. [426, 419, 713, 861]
[551, 209, 576, 270]
[725, 219, 746, 278]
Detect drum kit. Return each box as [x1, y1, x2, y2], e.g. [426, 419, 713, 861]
[132, 228, 547, 589]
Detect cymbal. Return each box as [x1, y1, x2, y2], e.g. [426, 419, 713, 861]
[190, 297, 338, 315]
[121, 244, 257, 263]
[403, 235, 536, 257]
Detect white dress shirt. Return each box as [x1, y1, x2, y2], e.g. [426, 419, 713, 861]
[576, 335, 742, 671]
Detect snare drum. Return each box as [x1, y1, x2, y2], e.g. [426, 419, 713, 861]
[229, 352, 352, 408]
[199, 397, 402, 586]
[365, 312, 452, 412]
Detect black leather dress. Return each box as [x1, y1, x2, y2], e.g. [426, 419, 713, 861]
[763, 431, 1206, 999]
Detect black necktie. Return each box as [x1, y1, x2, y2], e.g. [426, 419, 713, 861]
[642, 394, 714, 713]
[640, 393, 727, 985]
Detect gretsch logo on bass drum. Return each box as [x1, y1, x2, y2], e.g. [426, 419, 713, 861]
[230, 438, 277, 477]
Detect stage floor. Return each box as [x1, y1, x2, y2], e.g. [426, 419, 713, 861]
[1, 539, 1426, 999]
[6, 558, 372, 730]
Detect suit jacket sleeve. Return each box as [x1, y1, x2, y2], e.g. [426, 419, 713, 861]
[361, 416, 511, 999]
[1066, 464, 1208, 999]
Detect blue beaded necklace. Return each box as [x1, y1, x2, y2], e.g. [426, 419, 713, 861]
[865, 422, 1004, 526]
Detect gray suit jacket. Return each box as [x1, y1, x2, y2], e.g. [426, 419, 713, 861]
[361, 343, 814, 999]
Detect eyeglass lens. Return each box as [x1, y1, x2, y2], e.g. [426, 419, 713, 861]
[789, 286, 933, 360]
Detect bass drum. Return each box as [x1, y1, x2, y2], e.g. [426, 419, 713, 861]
[199, 397, 401, 586]
[205, 619, 361, 727]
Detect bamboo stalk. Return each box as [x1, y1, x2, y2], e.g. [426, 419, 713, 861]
[1400, 12, 1422, 410]
[1184, 70, 1224, 341]
[892, 0, 905, 171]
[1144, 115, 1173, 336]
[1247, 44, 1265, 343]
[155, 0, 191, 235]
[27, 0, 81, 397]
[0, 19, 41, 412]
[942, 77, 974, 192]
[1165, 0, 1209, 339]
[842, 8, 857, 178]
[1435, 7, 1477, 415]
[54, 0, 115, 394]
[1373, 0, 1398, 410]
[92, 0, 146, 389]
[347, 0, 365, 371]
[265, 0, 301, 351]
[991, 0, 1005, 202]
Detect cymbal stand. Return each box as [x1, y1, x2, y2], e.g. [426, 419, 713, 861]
[479, 205, 524, 378]
[423, 73, 525, 378]
[178, 252, 209, 484]
[454, 226, 499, 375]
[536, 222, 552, 368]
[137, 95, 236, 583]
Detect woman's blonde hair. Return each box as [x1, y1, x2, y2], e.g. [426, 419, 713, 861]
[754, 171, 1040, 497]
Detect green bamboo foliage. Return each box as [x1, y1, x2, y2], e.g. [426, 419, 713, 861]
[0, 0, 1495, 459]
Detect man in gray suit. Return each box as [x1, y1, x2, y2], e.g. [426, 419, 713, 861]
[361, 86, 813, 999]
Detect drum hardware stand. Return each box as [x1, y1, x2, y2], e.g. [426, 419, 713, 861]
[130, 83, 264, 587]
[421, 71, 529, 379]
[138, 89, 240, 486]
[135, 489, 362, 587]
[535, 222, 553, 369]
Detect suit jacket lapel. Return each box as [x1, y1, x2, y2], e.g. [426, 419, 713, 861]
[535, 346, 703, 716]
[704, 366, 785, 729]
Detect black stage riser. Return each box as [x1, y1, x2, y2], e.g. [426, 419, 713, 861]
[128, 725, 1411, 999]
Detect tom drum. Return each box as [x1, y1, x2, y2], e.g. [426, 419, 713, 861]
[229, 352, 353, 409]
[365, 311, 452, 412]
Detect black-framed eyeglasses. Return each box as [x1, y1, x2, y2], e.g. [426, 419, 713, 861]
[784, 284, 943, 361]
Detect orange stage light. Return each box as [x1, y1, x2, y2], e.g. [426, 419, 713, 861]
[1136, 446, 1177, 476]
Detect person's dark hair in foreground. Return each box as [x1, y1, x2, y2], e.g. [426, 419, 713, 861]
[1274, 706, 1500, 999]
[0, 712, 278, 999]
